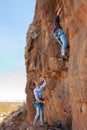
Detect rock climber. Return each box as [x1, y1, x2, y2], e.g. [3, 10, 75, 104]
[53, 5, 68, 60]
[33, 78, 46, 127]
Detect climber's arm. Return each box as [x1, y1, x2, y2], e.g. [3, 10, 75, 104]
[57, 5, 63, 16]
[40, 79, 46, 89]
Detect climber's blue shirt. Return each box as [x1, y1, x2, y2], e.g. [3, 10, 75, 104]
[34, 82, 46, 108]
[34, 82, 46, 100]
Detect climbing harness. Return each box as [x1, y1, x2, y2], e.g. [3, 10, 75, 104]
[53, 31, 64, 46]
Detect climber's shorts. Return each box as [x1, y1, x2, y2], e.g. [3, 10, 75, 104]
[54, 28, 67, 53]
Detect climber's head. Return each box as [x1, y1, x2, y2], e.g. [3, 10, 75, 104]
[33, 81, 39, 88]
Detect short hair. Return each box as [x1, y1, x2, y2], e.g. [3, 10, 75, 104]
[33, 81, 38, 87]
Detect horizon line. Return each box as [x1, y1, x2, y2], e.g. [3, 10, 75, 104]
[0, 100, 26, 102]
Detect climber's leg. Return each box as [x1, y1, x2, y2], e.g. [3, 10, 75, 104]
[59, 32, 67, 56]
[53, 30, 62, 46]
[40, 104, 44, 126]
[59, 30, 69, 60]
[33, 107, 40, 126]
[54, 29, 68, 60]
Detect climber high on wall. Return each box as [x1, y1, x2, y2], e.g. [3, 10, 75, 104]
[53, 4, 69, 60]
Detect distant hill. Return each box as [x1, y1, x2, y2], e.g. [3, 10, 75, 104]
[0, 103, 27, 130]
[0, 102, 24, 123]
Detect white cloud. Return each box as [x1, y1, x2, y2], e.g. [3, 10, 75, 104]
[0, 71, 26, 101]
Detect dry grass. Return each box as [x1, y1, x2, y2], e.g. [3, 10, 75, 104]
[0, 102, 23, 117]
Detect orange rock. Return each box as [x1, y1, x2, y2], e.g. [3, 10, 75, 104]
[25, 0, 87, 130]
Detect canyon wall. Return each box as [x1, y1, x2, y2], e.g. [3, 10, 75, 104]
[25, 0, 87, 130]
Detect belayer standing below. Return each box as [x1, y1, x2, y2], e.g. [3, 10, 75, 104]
[33, 79, 46, 127]
[53, 5, 68, 60]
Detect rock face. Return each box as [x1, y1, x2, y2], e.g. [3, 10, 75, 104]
[0, 105, 28, 130]
[25, 0, 87, 130]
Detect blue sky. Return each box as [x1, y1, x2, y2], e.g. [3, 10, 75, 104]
[0, 0, 36, 101]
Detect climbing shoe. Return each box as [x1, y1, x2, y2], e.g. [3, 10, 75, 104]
[61, 55, 69, 61]
[40, 124, 44, 128]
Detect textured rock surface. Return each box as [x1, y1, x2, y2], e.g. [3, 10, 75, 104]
[25, 0, 87, 130]
[0, 105, 28, 130]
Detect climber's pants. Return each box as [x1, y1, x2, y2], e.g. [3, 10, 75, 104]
[54, 28, 67, 53]
[33, 104, 44, 126]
